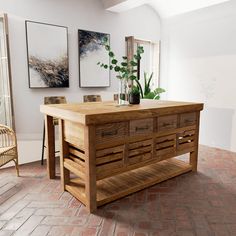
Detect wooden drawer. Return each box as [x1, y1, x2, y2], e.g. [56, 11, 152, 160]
[95, 122, 127, 143]
[156, 134, 176, 156]
[180, 112, 196, 127]
[130, 118, 153, 136]
[96, 145, 124, 175]
[177, 130, 195, 151]
[128, 139, 152, 165]
[157, 115, 177, 131]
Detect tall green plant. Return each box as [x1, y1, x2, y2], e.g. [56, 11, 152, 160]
[97, 37, 144, 82]
[134, 72, 165, 100]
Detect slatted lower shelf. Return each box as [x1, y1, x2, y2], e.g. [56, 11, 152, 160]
[65, 158, 192, 207]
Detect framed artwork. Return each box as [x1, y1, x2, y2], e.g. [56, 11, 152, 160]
[78, 29, 110, 87]
[25, 21, 69, 88]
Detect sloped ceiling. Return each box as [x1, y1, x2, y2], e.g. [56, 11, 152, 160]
[102, 0, 231, 18]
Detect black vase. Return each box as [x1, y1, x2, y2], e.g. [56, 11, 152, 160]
[129, 93, 140, 104]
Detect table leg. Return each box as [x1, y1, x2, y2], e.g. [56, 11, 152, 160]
[45, 115, 56, 179]
[59, 119, 70, 190]
[84, 125, 97, 213]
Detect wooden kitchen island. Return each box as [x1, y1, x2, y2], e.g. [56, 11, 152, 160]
[40, 100, 203, 212]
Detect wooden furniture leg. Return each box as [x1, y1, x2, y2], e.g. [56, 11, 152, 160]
[190, 151, 198, 171]
[45, 115, 56, 179]
[84, 125, 97, 212]
[190, 112, 200, 172]
[59, 120, 70, 190]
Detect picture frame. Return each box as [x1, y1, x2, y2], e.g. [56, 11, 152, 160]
[78, 29, 110, 88]
[25, 20, 69, 88]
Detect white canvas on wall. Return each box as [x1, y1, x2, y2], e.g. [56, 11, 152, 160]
[26, 21, 69, 88]
[79, 29, 110, 87]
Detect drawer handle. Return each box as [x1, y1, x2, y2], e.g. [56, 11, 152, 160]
[101, 130, 118, 137]
[135, 125, 149, 132]
[185, 119, 192, 123]
[163, 122, 171, 127]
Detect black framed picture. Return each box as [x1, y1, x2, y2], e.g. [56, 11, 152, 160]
[25, 21, 69, 88]
[78, 29, 110, 87]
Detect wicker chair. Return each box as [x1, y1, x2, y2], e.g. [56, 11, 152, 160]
[83, 95, 102, 102]
[0, 124, 19, 176]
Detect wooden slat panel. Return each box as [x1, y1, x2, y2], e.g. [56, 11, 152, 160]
[65, 182, 86, 205]
[178, 136, 194, 144]
[96, 153, 123, 165]
[129, 139, 152, 150]
[65, 159, 192, 208]
[68, 155, 85, 168]
[128, 153, 152, 165]
[96, 145, 124, 158]
[97, 160, 123, 173]
[156, 134, 176, 143]
[156, 147, 176, 156]
[129, 146, 152, 157]
[156, 140, 175, 149]
[178, 142, 195, 151]
[64, 158, 85, 179]
[130, 118, 153, 136]
[69, 146, 86, 160]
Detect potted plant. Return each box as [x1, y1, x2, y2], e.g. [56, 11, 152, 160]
[129, 85, 140, 104]
[97, 37, 144, 105]
[134, 72, 166, 100]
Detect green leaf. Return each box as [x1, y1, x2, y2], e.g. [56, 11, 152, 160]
[122, 56, 128, 60]
[114, 66, 120, 72]
[111, 59, 118, 65]
[102, 36, 108, 43]
[121, 62, 128, 67]
[104, 65, 108, 69]
[130, 61, 137, 66]
[144, 92, 155, 99]
[109, 51, 114, 57]
[110, 65, 113, 70]
[120, 67, 126, 73]
[116, 75, 122, 79]
[129, 75, 136, 80]
[97, 62, 100, 65]
[105, 45, 110, 51]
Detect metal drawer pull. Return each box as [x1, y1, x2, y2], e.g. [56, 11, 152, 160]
[135, 125, 149, 131]
[101, 130, 118, 137]
[163, 122, 171, 127]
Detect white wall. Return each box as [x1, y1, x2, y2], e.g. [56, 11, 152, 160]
[161, 1, 236, 151]
[0, 0, 161, 164]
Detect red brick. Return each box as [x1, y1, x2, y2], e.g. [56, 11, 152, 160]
[14, 215, 44, 236]
[3, 208, 34, 230]
[48, 226, 74, 236]
[31, 225, 51, 236]
[0, 200, 29, 221]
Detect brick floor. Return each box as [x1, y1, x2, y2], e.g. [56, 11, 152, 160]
[0, 145, 236, 235]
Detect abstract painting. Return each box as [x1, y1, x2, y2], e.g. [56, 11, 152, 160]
[78, 29, 110, 87]
[26, 21, 69, 88]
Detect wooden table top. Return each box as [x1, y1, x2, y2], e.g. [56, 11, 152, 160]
[40, 100, 204, 125]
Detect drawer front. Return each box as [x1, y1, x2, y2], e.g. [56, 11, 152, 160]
[158, 115, 178, 131]
[156, 134, 176, 157]
[96, 145, 124, 175]
[128, 139, 152, 165]
[95, 122, 127, 143]
[130, 118, 153, 136]
[177, 130, 195, 151]
[180, 112, 197, 127]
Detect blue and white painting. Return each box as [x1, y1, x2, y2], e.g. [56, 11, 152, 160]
[26, 21, 69, 88]
[79, 29, 110, 87]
